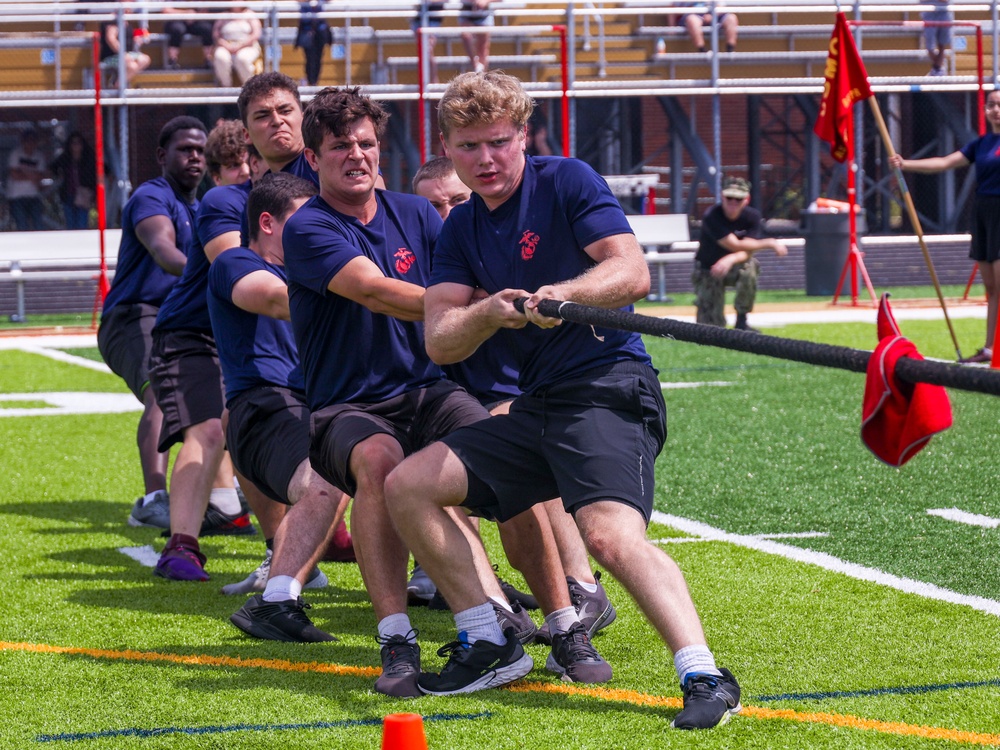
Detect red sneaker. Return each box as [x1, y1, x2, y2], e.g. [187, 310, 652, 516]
[321, 518, 356, 563]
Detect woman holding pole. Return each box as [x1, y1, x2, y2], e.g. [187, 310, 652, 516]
[890, 90, 1000, 364]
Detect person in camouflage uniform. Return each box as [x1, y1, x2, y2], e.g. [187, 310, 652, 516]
[691, 176, 788, 331]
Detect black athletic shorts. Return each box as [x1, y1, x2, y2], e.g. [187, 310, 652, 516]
[227, 386, 310, 505]
[148, 329, 225, 452]
[97, 303, 159, 400]
[970, 194, 1000, 263]
[310, 378, 489, 497]
[445, 360, 667, 524]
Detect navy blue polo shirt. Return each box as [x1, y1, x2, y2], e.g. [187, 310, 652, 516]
[431, 155, 650, 395]
[960, 133, 1000, 196]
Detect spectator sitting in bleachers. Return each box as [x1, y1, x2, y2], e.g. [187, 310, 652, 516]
[212, 5, 263, 87]
[676, 2, 738, 53]
[162, 5, 214, 70]
[6, 127, 50, 232]
[99, 9, 152, 86]
[49, 131, 96, 231]
[923, 0, 953, 76]
[411, 0, 445, 83]
[460, 0, 494, 72]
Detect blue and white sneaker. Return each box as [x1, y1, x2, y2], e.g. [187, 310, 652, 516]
[671, 669, 742, 730]
[128, 490, 170, 529]
[418, 628, 533, 696]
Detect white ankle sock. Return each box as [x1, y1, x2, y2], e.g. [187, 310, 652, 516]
[543, 605, 579, 637]
[141, 489, 165, 507]
[262, 575, 301, 602]
[489, 595, 513, 613]
[574, 578, 598, 594]
[673, 645, 722, 683]
[455, 602, 505, 645]
[377, 613, 415, 642]
[209, 487, 241, 515]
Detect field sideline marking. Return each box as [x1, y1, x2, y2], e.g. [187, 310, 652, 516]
[13, 345, 111, 373]
[5, 641, 999, 746]
[0, 392, 141, 417]
[651, 531, 829, 544]
[652, 512, 1000, 617]
[36, 712, 492, 743]
[927, 508, 1000, 529]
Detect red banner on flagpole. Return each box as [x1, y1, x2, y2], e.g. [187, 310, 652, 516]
[814, 12, 874, 162]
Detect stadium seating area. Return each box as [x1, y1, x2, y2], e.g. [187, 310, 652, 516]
[0, 1, 992, 96]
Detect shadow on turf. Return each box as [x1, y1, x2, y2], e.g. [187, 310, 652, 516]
[0, 498, 138, 534]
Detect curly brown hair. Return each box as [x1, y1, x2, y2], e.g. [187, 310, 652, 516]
[204, 120, 248, 178]
[437, 71, 534, 139]
[302, 86, 389, 153]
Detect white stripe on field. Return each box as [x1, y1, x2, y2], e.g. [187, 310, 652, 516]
[0, 392, 141, 417]
[650, 511, 1000, 617]
[660, 381, 737, 390]
[926, 508, 1000, 529]
[117, 545, 160, 568]
[651, 531, 829, 544]
[23, 345, 111, 373]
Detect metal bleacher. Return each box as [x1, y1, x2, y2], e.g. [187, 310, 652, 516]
[0, 0, 996, 318]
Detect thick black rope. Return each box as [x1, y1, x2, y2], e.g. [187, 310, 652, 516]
[513, 298, 1000, 397]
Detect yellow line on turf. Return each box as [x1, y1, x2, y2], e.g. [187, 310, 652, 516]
[0, 640, 379, 679]
[5, 640, 999, 746]
[508, 683, 1000, 745]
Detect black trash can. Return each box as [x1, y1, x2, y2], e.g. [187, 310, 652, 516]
[802, 208, 867, 296]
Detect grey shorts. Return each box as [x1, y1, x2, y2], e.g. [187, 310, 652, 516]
[97, 303, 158, 400]
[226, 386, 310, 505]
[459, 1, 494, 26]
[148, 329, 225, 451]
[446, 361, 667, 524]
[310, 379, 489, 497]
[923, 8, 953, 51]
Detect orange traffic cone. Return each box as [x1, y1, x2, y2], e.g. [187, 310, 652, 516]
[381, 713, 428, 750]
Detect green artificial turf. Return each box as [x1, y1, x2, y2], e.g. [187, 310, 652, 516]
[0, 319, 998, 749]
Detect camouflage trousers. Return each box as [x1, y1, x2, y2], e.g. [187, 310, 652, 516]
[691, 257, 760, 327]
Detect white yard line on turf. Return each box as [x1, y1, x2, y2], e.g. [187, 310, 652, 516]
[660, 381, 737, 390]
[926, 508, 1000, 529]
[117, 545, 160, 568]
[651, 511, 1000, 617]
[0, 392, 140, 417]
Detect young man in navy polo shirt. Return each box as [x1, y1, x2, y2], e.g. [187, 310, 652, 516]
[237, 71, 357, 564]
[208, 173, 351, 640]
[281, 87, 533, 697]
[98, 116, 206, 533]
[146, 119, 263, 582]
[385, 71, 741, 729]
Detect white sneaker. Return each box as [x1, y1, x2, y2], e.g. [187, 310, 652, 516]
[221, 549, 272, 595]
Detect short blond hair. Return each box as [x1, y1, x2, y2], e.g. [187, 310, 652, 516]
[437, 71, 535, 139]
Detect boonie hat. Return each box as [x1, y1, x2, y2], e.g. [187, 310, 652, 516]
[721, 177, 750, 199]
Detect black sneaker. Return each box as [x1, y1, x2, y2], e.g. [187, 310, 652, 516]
[418, 627, 534, 696]
[671, 668, 742, 730]
[229, 594, 336, 643]
[545, 622, 612, 683]
[569, 571, 617, 639]
[491, 600, 538, 645]
[427, 590, 450, 611]
[494, 565, 538, 610]
[201, 505, 257, 536]
[375, 632, 422, 698]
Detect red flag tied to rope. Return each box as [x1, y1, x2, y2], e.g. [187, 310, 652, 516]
[861, 295, 952, 466]
[814, 12, 874, 162]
